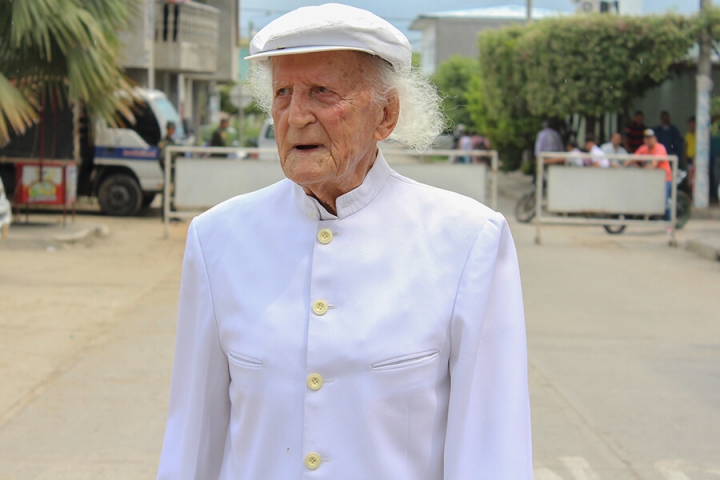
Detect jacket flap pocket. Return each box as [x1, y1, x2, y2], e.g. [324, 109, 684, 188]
[372, 350, 439, 372]
[227, 351, 264, 369]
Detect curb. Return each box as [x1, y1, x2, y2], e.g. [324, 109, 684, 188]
[686, 237, 720, 262]
[52, 224, 110, 243]
[0, 224, 110, 250]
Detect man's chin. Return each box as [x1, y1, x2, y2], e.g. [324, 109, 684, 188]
[281, 154, 333, 186]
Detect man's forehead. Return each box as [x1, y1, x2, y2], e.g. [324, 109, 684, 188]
[271, 52, 373, 85]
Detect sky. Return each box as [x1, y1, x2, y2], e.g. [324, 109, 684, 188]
[240, 0, 707, 50]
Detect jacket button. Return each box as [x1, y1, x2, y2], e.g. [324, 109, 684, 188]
[304, 452, 321, 470]
[307, 373, 324, 390]
[317, 228, 333, 244]
[312, 300, 328, 316]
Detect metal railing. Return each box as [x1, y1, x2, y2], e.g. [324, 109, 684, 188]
[155, 1, 219, 47]
[535, 152, 679, 246]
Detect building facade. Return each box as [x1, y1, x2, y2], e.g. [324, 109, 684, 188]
[409, 5, 568, 75]
[118, 0, 240, 139]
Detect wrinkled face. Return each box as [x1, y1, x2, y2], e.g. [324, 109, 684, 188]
[644, 136, 657, 149]
[611, 132, 622, 146]
[270, 51, 393, 193]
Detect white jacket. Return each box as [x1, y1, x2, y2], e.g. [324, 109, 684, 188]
[157, 151, 532, 480]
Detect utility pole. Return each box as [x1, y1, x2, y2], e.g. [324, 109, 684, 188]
[695, 0, 712, 208]
[147, 0, 155, 89]
[527, 0, 533, 22]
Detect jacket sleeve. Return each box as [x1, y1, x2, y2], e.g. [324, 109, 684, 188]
[444, 212, 533, 479]
[157, 220, 231, 480]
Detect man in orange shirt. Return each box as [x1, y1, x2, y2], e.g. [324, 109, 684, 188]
[635, 129, 672, 220]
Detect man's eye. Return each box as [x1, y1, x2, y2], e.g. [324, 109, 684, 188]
[316, 86, 330, 94]
[276, 88, 291, 97]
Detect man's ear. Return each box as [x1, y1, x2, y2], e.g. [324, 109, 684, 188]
[374, 91, 399, 141]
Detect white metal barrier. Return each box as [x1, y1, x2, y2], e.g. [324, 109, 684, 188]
[163, 146, 498, 238]
[535, 152, 679, 245]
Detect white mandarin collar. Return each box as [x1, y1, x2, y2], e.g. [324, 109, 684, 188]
[292, 150, 392, 220]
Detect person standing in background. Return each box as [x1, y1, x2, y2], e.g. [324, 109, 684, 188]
[210, 118, 229, 147]
[534, 120, 564, 161]
[471, 131, 490, 164]
[654, 111, 684, 161]
[158, 121, 177, 172]
[625, 110, 646, 153]
[459, 131, 473, 164]
[684, 116, 696, 168]
[210, 118, 230, 158]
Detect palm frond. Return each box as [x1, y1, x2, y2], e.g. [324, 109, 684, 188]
[1, 0, 140, 144]
[11, 0, 113, 60]
[0, 73, 39, 145]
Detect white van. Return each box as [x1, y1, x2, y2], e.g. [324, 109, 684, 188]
[0, 88, 191, 216]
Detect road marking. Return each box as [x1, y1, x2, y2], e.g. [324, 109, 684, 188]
[655, 460, 692, 480]
[535, 468, 565, 480]
[560, 456, 600, 480]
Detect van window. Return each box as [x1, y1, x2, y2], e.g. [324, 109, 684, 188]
[118, 102, 162, 147]
[265, 124, 275, 139]
[153, 97, 186, 139]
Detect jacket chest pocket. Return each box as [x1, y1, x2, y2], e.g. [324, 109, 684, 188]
[372, 350, 439, 371]
[226, 351, 266, 395]
[228, 351, 263, 369]
[371, 350, 443, 392]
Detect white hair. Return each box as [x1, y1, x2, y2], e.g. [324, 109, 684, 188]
[246, 53, 446, 151]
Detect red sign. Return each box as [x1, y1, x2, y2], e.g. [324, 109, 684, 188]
[15, 163, 76, 205]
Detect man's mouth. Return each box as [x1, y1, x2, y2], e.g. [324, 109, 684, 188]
[294, 144, 321, 151]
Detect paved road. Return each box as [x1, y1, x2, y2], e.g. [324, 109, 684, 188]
[0, 173, 718, 479]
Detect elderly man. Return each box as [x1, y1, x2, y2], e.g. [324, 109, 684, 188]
[156, 4, 531, 480]
[600, 132, 628, 167]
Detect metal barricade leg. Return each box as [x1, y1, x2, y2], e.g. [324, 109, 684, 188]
[535, 154, 544, 245]
[163, 149, 171, 239]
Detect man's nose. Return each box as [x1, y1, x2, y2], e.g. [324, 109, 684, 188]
[287, 92, 315, 129]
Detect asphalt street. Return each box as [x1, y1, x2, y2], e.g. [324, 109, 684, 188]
[0, 172, 718, 479]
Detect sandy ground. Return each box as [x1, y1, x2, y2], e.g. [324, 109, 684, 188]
[0, 172, 719, 479]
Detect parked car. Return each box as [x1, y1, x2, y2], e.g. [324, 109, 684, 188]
[257, 118, 280, 161]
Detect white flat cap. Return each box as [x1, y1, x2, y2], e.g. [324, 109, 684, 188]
[245, 3, 412, 70]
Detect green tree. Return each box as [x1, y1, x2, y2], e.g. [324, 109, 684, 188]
[472, 12, 700, 168]
[431, 55, 479, 130]
[0, 0, 139, 144]
[219, 83, 240, 115]
[515, 13, 695, 119]
[468, 26, 543, 169]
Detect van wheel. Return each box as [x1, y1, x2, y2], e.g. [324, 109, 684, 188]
[98, 173, 142, 216]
